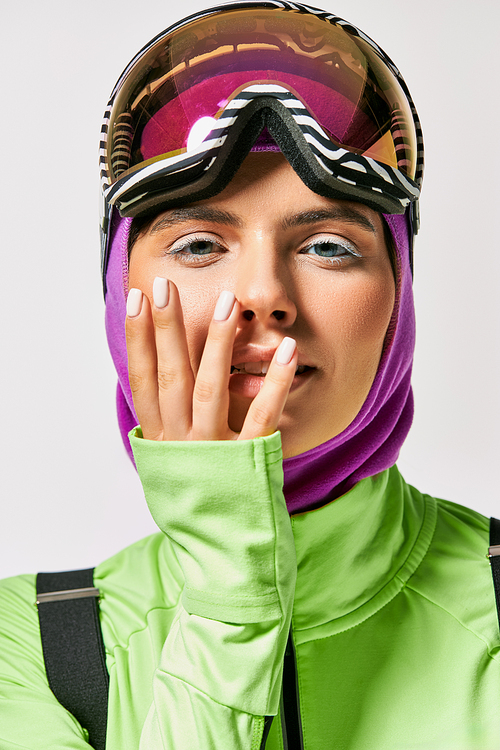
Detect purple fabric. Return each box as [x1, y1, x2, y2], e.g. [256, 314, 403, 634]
[104, 211, 136, 464]
[104, 205, 414, 513]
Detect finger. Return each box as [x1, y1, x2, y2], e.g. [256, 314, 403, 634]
[152, 278, 195, 440]
[191, 291, 238, 440]
[238, 337, 297, 441]
[125, 289, 164, 440]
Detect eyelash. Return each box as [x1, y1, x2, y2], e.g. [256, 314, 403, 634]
[166, 234, 362, 265]
[299, 237, 362, 265]
[167, 235, 225, 262]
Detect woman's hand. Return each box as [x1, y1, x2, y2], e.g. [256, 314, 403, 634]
[125, 277, 297, 442]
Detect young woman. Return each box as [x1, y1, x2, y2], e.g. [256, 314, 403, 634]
[1, 3, 499, 749]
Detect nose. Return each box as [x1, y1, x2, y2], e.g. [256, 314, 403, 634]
[234, 248, 297, 327]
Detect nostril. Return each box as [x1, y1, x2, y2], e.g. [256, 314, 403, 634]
[241, 309, 286, 321]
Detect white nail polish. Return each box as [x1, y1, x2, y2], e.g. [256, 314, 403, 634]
[127, 288, 143, 317]
[153, 277, 169, 309]
[276, 337, 296, 365]
[213, 290, 235, 321]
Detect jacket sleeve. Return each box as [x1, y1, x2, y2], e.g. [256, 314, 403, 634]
[130, 428, 296, 749]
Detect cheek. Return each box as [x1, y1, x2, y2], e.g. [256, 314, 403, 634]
[128, 251, 159, 296]
[346, 280, 395, 350]
[176, 285, 221, 369]
[311, 274, 395, 365]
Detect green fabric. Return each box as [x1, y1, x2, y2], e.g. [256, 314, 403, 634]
[0, 430, 499, 749]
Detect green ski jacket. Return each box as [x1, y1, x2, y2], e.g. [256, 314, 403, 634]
[0, 430, 499, 749]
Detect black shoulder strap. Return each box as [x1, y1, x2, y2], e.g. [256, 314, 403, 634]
[36, 568, 109, 750]
[488, 518, 500, 632]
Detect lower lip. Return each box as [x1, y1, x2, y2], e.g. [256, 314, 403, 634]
[229, 369, 315, 398]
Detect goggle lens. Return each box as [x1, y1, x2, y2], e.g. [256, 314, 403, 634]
[107, 8, 417, 185]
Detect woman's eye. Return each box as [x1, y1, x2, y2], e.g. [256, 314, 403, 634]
[167, 236, 226, 260]
[301, 240, 360, 262]
[175, 239, 219, 255]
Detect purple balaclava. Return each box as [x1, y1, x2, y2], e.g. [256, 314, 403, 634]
[104, 187, 415, 515]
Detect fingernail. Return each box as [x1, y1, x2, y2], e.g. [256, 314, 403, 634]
[127, 288, 143, 317]
[153, 277, 169, 309]
[213, 290, 235, 321]
[276, 337, 296, 365]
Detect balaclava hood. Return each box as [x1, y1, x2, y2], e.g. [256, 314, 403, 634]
[104, 197, 415, 515]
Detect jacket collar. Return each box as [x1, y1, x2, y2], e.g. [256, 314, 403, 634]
[290, 465, 437, 642]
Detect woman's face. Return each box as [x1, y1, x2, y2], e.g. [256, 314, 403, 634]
[129, 152, 395, 458]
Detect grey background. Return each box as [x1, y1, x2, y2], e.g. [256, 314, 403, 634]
[1, 1, 498, 578]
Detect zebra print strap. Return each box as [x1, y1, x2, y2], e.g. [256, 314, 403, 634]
[104, 85, 419, 218]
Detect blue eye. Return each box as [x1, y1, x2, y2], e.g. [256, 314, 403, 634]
[301, 239, 361, 263]
[168, 236, 224, 259]
[303, 241, 358, 258]
[181, 239, 217, 255]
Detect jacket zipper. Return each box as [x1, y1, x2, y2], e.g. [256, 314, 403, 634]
[280, 631, 304, 750]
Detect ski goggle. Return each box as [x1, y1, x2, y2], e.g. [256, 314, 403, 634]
[100, 1, 424, 289]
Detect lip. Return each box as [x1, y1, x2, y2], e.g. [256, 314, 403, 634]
[231, 346, 280, 369]
[229, 359, 315, 400]
[231, 345, 315, 370]
[229, 343, 316, 398]
[229, 369, 315, 398]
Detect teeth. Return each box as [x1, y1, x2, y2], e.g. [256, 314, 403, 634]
[231, 362, 310, 375]
[244, 361, 264, 374]
[232, 361, 270, 375]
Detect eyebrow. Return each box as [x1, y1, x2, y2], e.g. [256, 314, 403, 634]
[150, 207, 242, 234]
[148, 204, 377, 235]
[281, 207, 376, 233]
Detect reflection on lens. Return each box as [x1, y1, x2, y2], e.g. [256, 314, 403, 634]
[187, 117, 218, 151]
[107, 8, 418, 184]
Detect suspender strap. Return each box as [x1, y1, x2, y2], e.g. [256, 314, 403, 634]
[36, 568, 109, 750]
[488, 518, 500, 633]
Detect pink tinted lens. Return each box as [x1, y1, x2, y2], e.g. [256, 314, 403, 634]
[140, 68, 377, 161]
[108, 8, 416, 181]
